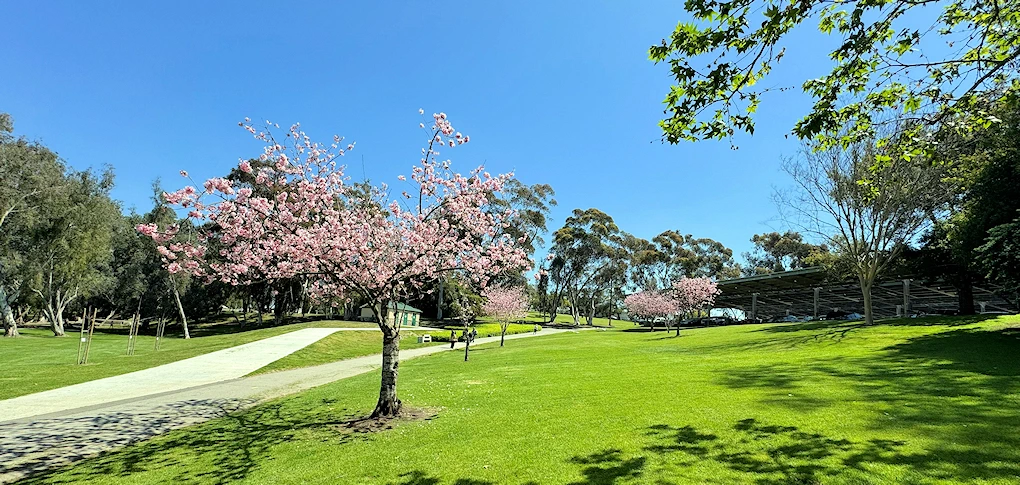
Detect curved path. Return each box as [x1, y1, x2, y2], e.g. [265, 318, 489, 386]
[0, 328, 573, 483]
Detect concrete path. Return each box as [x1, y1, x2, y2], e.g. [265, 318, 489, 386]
[0, 328, 574, 483]
[0, 327, 344, 423]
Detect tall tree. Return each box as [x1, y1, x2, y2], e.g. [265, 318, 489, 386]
[0, 113, 66, 337]
[650, 0, 1020, 154]
[550, 208, 623, 325]
[779, 133, 958, 325]
[27, 167, 119, 336]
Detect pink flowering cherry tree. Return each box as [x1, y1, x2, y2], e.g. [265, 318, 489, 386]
[624, 290, 679, 331]
[138, 111, 530, 418]
[671, 277, 721, 335]
[482, 285, 530, 347]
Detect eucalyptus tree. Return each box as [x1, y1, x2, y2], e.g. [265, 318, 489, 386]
[0, 113, 68, 336]
[26, 167, 120, 336]
[550, 208, 624, 325]
[742, 231, 830, 276]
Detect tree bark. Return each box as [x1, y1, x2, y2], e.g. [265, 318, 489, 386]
[464, 326, 471, 361]
[371, 300, 402, 418]
[169, 275, 190, 339]
[1, 285, 19, 337]
[436, 279, 444, 321]
[586, 297, 595, 326]
[861, 279, 875, 325]
[500, 327, 506, 347]
[569, 289, 580, 325]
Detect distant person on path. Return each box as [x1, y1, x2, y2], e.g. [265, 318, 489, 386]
[471, 328, 477, 342]
[533, 324, 539, 333]
[450, 329, 456, 348]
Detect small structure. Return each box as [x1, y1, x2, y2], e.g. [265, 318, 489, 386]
[359, 302, 423, 326]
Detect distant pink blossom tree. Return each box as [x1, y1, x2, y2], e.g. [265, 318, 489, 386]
[138, 111, 529, 418]
[672, 277, 721, 334]
[482, 285, 530, 347]
[624, 290, 679, 331]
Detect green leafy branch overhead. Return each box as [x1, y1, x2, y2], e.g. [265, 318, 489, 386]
[650, 0, 1020, 150]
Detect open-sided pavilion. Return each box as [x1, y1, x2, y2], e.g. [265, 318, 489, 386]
[716, 267, 1017, 320]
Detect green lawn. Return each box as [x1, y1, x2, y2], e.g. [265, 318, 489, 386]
[249, 329, 439, 376]
[22, 315, 1020, 484]
[0, 319, 376, 400]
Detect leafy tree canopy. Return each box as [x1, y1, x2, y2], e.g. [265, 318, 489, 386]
[650, 0, 1020, 152]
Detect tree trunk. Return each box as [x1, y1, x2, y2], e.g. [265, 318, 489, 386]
[500, 327, 506, 347]
[464, 327, 471, 361]
[957, 275, 975, 315]
[861, 279, 875, 325]
[436, 279, 444, 321]
[676, 325, 680, 337]
[586, 298, 595, 326]
[371, 300, 402, 418]
[1, 285, 19, 337]
[569, 289, 580, 325]
[49, 307, 65, 337]
[371, 327, 402, 418]
[170, 275, 190, 339]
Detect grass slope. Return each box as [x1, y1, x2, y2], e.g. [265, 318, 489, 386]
[249, 329, 439, 376]
[24, 315, 1020, 484]
[0, 319, 375, 400]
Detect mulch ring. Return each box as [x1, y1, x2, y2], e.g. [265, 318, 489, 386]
[336, 407, 442, 434]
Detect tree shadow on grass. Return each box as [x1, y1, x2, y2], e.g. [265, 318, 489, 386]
[17, 398, 373, 485]
[716, 326, 1020, 482]
[567, 448, 646, 485]
[644, 419, 905, 484]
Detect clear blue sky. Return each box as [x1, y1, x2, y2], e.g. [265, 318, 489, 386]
[1, 1, 839, 261]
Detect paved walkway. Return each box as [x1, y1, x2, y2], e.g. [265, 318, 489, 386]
[0, 328, 573, 483]
[0, 327, 346, 423]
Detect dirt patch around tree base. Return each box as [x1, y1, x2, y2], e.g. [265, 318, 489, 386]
[337, 406, 442, 434]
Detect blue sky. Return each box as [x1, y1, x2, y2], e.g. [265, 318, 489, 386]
[1, 1, 839, 261]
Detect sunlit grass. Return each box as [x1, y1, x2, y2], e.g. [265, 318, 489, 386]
[24, 315, 1020, 484]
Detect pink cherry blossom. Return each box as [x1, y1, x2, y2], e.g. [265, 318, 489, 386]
[671, 277, 721, 316]
[624, 291, 678, 321]
[137, 111, 528, 418]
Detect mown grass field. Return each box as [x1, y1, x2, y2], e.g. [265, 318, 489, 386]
[0, 319, 376, 400]
[24, 314, 1020, 484]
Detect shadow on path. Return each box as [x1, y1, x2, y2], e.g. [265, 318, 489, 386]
[11, 397, 369, 485]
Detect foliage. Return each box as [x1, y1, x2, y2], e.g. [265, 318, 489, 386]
[976, 213, 1020, 297]
[778, 133, 959, 324]
[549, 208, 626, 325]
[650, 0, 1020, 154]
[742, 231, 829, 276]
[671, 276, 721, 317]
[623, 290, 678, 321]
[139, 112, 530, 416]
[488, 179, 557, 259]
[628, 230, 740, 290]
[25, 167, 121, 335]
[482, 286, 530, 325]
